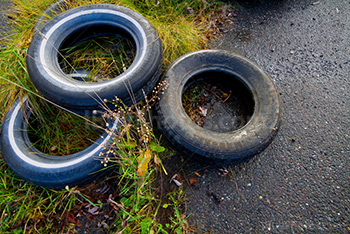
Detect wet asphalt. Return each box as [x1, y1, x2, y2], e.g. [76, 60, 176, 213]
[1, 0, 349, 233]
[177, 0, 349, 233]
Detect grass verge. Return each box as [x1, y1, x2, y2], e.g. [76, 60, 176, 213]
[0, 0, 230, 233]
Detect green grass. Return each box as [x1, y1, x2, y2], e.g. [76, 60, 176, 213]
[27, 100, 106, 155]
[0, 160, 79, 233]
[0, 0, 226, 233]
[59, 34, 136, 82]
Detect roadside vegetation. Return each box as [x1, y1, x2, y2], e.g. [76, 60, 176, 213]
[0, 0, 231, 233]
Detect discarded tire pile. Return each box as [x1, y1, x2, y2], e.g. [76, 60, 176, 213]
[0, 3, 282, 189]
[0, 4, 163, 188]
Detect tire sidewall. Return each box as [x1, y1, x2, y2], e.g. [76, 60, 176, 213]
[155, 50, 282, 160]
[27, 4, 162, 110]
[0, 97, 119, 188]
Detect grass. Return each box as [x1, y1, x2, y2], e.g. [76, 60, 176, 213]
[27, 99, 105, 155]
[101, 88, 173, 233]
[0, 0, 228, 233]
[59, 34, 136, 82]
[0, 160, 79, 232]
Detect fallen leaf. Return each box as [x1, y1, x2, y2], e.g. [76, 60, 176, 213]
[187, 7, 194, 15]
[107, 194, 124, 210]
[110, 203, 120, 211]
[122, 216, 130, 228]
[171, 174, 183, 186]
[137, 149, 152, 176]
[50, 146, 58, 152]
[88, 206, 100, 216]
[189, 177, 198, 185]
[154, 155, 161, 166]
[86, 214, 94, 221]
[218, 168, 229, 176]
[66, 212, 81, 226]
[199, 106, 208, 117]
[95, 185, 109, 194]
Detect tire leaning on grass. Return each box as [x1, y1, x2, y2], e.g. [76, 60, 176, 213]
[0, 97, 120, 189]
[154, 50, 282, 164]
[27, 4, 163, 112]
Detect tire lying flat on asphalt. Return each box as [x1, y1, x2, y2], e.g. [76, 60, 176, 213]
[27, 4, 162, 112]
[0, 97, 119, 188]
[154, 50, 282, 163]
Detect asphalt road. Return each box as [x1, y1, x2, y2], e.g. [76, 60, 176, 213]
[177, 0, 349, 233]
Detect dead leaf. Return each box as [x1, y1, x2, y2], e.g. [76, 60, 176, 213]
[187, 7, 194, 15]
[171, 174, 183, 186]
[189, 177, 198, 185]
[137, 149, 152, 176]
[95, 185, 109, 193]
[66, 212, 81, 226]
[107, 194, 124, 210]
[218, 168, 229, 177]
[88, 206, 100, 216]
[199, 106, 208, 117]
[154, 155, 161, 166]
[86, 214, 94, 221]
[122, 216, 130, 228]
[50, 146, 58, 152]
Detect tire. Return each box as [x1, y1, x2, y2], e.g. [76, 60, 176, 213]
[154, 50, 282, 163]
[0, 97, 120, 188]
[27, 4, 162, 112]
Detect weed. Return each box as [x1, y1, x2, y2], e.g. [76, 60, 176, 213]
[0, 160, 78, 232]
[98, 81, 169, 232]
[27, 99, 106, 156]
[59, 34, 136, 82]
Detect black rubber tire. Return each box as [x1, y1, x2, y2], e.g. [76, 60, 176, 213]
[0, 97, 120, 188]
[154, 50, 282, 162]
[27, 4, 162, 112]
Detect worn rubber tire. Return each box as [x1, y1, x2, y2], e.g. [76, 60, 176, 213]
[154, 50, 282, 163]
[0, 97, 120, 188]
[27, 4, 162, 112]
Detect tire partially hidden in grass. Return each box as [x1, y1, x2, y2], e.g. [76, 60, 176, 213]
[27, 99, 106, 156]
[26, 4, 163, 112]
[0, 97, 119, 188]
